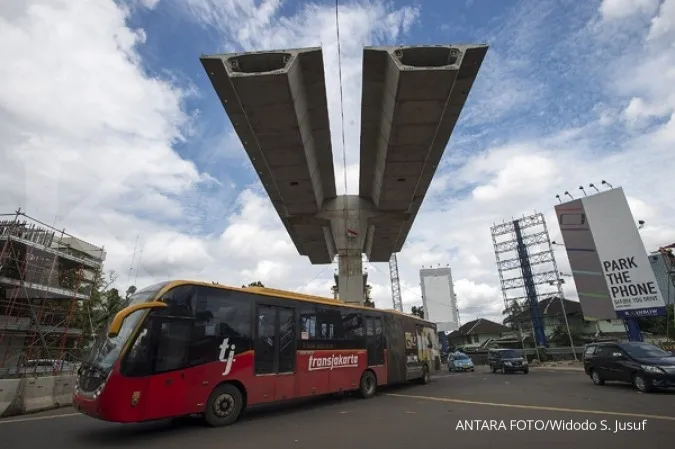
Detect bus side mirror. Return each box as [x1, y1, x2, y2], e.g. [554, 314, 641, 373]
[108, 302, 168, 338]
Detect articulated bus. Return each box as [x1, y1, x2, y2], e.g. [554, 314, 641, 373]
[73, 280, 440, 426]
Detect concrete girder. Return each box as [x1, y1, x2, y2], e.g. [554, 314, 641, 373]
[358, 45, 488, 262]
[200, 48, 337, 264]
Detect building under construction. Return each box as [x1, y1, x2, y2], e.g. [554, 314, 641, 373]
[0, 210, 105, 376]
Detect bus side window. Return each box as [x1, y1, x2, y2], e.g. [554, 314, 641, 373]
[341, 312, 364, 342]
[316, 307, 342, 340]
[188, 287, 252, 367]
[160, 285, 199, 318]
[153, 320, 191, 373]
[300, 306, 317, 340]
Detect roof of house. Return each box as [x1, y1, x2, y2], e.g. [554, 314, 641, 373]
[447, 318, 510, 339]
[508, 297, 582, 324]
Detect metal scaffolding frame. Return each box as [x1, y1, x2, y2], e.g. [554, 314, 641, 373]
[491, 212, 573, 349]
[388, 253, 403, 312]
[0, 209, 105, 377]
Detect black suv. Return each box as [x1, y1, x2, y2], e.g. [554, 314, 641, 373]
[583, 341, 675, 392]
[488, 348, 529, 374]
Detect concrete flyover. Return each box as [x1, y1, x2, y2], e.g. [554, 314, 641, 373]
[201, 44, 488, 303]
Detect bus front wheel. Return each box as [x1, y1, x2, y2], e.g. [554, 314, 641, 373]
[204, 383, 244, 427]
[358, 370, 377, 399]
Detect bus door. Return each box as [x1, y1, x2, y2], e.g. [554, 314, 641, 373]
[365, 315, 386, 383]
[252, 304, 297, 404]
[142, 316, 192, 420]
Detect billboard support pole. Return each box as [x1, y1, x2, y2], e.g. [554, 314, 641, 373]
[624, 318, 643, 342]
[513, 220, 547, 347]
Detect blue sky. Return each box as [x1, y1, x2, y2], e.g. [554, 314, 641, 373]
[1, 0, 674, 323]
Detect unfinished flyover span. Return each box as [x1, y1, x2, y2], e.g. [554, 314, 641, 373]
[200, 44, 488, 305]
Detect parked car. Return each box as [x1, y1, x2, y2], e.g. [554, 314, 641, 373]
[488, 348, 529, 374]
[0, 359, 80, 378]
[583, 341, 675, 392]
[448, 352, 475, 372]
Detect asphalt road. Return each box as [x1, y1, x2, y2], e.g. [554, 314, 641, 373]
[1, 368, 674, 449]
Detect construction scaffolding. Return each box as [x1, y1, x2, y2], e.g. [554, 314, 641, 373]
[389, 253, 403, 312]
[0, 210, 105, 378]
[490, 212, 569, 348]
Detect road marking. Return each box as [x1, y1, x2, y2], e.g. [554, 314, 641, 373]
[385, 393, 675, 421]
[0, 412, 82, 425]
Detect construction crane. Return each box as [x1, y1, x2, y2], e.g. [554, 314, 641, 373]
[389, 253, 403, 312]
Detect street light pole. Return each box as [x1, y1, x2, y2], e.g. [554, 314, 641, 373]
[549, 277, 578, 361]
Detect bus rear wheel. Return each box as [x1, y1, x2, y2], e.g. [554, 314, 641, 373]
[358, 371, 377, 399]
[204, 383, 244, 427]
[418, 364, 431, 384]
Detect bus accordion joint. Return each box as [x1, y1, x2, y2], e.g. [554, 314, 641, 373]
[107, 302, 168, 338]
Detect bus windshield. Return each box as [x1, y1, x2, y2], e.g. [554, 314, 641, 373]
[82, 282, 170, 373]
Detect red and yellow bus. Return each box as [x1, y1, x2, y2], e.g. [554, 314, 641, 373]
[73, 280, 440, 426]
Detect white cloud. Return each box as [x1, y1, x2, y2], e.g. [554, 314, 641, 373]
[180, 0, 420, 192]
[2, 0, 674, 330]
[599, 0, 660, 20]
[0, 0, 204, 225]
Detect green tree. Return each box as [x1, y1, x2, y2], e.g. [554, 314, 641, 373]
[125, 285, 137, 301]
[364, 284, 375, 308]
[548, 324, 583, 347]
[411, 305, 424, 318]
[243, 281, 265, 288]
[70, 270, 121, 355]
[637, 304, 675, 336]
[502, 298, 524, 328]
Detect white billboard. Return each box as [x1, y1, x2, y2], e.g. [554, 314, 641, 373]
[582, 188, 666, 317]
[419, 267, 459, 332]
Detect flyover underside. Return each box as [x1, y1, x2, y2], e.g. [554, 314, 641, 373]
[201, 48, 337, 264]
[359, 45, 488, 262]
[203, 44, 488, 270]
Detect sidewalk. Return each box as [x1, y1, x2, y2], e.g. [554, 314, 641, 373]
[535, 365, 584, 371]
[532, 361, 584, 371]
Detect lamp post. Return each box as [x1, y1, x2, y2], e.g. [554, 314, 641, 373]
[548, 277, 578, 361]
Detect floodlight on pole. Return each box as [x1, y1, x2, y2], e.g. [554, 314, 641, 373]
[579, 186, 587, 197]
[601, 180, 613, 189]
[589, 183, 600, 192]
[564, 191, 574, 200]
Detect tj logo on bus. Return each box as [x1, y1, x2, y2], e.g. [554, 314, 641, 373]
[218, 338, 236, 376]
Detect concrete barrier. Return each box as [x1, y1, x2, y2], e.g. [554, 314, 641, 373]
[52, 375, 76, 407]
[21, 376, 56, 412]
[0, 379, 21, 416]
[0, 375, 76, 418]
